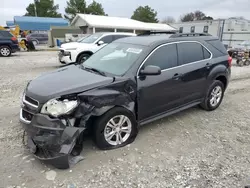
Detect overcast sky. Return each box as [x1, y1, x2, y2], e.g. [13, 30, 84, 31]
[1, 0, 250, 25]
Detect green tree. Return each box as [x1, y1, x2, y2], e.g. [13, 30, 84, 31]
[64, 0, 106, 21]
[86, 1, 106, 15]
[25, 0, 62, 17]
[131, 5, 158, 23]
[180, 10, 213, 22]
[180, 12, 195, 22]
[64, 0, 87, 21]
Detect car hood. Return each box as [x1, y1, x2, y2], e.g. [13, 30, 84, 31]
[60, 42, 92, 50]
[25, 65, 113, 103]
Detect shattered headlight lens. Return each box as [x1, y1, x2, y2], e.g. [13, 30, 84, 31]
[41, 99, 78, 117]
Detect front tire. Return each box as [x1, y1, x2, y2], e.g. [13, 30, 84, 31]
[94, 107, 138, 150]
[0, 46, 11, 57]
[200, 80, 225, 111]
[77, 53, 91, 64]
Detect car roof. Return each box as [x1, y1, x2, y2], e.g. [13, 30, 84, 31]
[115, 34, 219, 47]
[94, 32, 136, 36]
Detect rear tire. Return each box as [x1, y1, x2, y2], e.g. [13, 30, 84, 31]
[0, 46, 11, 57]
[200, 80, 225, 111]
[93, 107, 138, 150]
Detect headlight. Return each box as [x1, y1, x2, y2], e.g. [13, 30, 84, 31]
[41, 99, 78, 117]
[63, 51, 71, 56]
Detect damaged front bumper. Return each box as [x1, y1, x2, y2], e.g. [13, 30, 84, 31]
[20, 108, 85, 169]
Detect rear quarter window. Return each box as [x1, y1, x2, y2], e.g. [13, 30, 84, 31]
[0, 31, 13, 37]
[205, 39, 228, 57]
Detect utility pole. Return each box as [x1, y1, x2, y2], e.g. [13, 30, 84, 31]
[220, 19, 225, 42]
[34, 0, 38, 17]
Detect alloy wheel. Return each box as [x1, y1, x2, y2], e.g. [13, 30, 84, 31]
[1, 47, 10, 56]
[104, 115, 132, 146]
[210, 86, 222, 107]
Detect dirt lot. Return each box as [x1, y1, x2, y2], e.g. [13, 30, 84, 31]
[1, 51, 250, 188]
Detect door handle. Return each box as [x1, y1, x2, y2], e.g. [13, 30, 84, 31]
[172, 73, 181, 80]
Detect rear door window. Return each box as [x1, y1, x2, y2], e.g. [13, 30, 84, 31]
[177, 42, 205, 65]
[143, 43, 178, 70]
[203, 47, 211, 59]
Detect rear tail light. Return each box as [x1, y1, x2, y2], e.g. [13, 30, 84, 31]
[228, 56, 232, 67]
[11, 37, 17, 41]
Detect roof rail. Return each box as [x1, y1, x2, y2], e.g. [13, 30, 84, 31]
[169, 33, 212, 38]
[137, 31, 177, 36]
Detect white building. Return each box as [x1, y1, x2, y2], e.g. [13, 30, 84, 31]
[171, 18, 250, 47]
[71, 14, 177, 34]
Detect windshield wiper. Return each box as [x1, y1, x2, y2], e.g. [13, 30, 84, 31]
[82, 65, 106, 76]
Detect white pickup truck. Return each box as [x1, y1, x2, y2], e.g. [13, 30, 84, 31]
[58, 32, 136, 64]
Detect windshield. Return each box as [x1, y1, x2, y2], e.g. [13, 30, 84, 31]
[80, 33, 103, 44]
[77, 35, 90, 42]
[83, 43, 145, 76]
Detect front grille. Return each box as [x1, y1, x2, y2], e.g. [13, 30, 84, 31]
[23, 95, 39, 108]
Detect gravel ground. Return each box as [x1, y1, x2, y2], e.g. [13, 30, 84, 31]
[1, 51, 250, 188]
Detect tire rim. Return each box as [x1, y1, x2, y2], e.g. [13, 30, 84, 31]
[210, 86, 222, 107]
[104, 115, 132, 146]
[80, 55, 90, 63]
[1, 47, 10, 56]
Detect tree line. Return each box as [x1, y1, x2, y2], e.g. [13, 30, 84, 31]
[24, 0, 214, 23]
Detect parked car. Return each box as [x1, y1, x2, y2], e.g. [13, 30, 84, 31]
[58, 32, 136, 64]
[20, 32, 231, 169]
[0, 30, 19, 57]
[26, 33, 48, 45]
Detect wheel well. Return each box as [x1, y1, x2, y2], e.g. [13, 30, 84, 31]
[216, 75, 227, 88]
[76, 51, 93, 62]
[0, 44, 11, 48]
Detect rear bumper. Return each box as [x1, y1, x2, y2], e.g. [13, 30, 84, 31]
[11, 44, 20, 53]
[20, 108, 85, 169]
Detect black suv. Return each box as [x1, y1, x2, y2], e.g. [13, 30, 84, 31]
[0, 30, 19, 57]
[20, 32, 231, 168]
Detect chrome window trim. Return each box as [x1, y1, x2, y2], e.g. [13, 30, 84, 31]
[22, 95, 39, 109]
[136, 41, 213, 77]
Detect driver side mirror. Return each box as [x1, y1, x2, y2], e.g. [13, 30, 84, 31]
[139, 65, 161, 76]
[97, 40, 104, 46]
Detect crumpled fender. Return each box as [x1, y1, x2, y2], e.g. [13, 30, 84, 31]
[75, 87, 135, 118]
